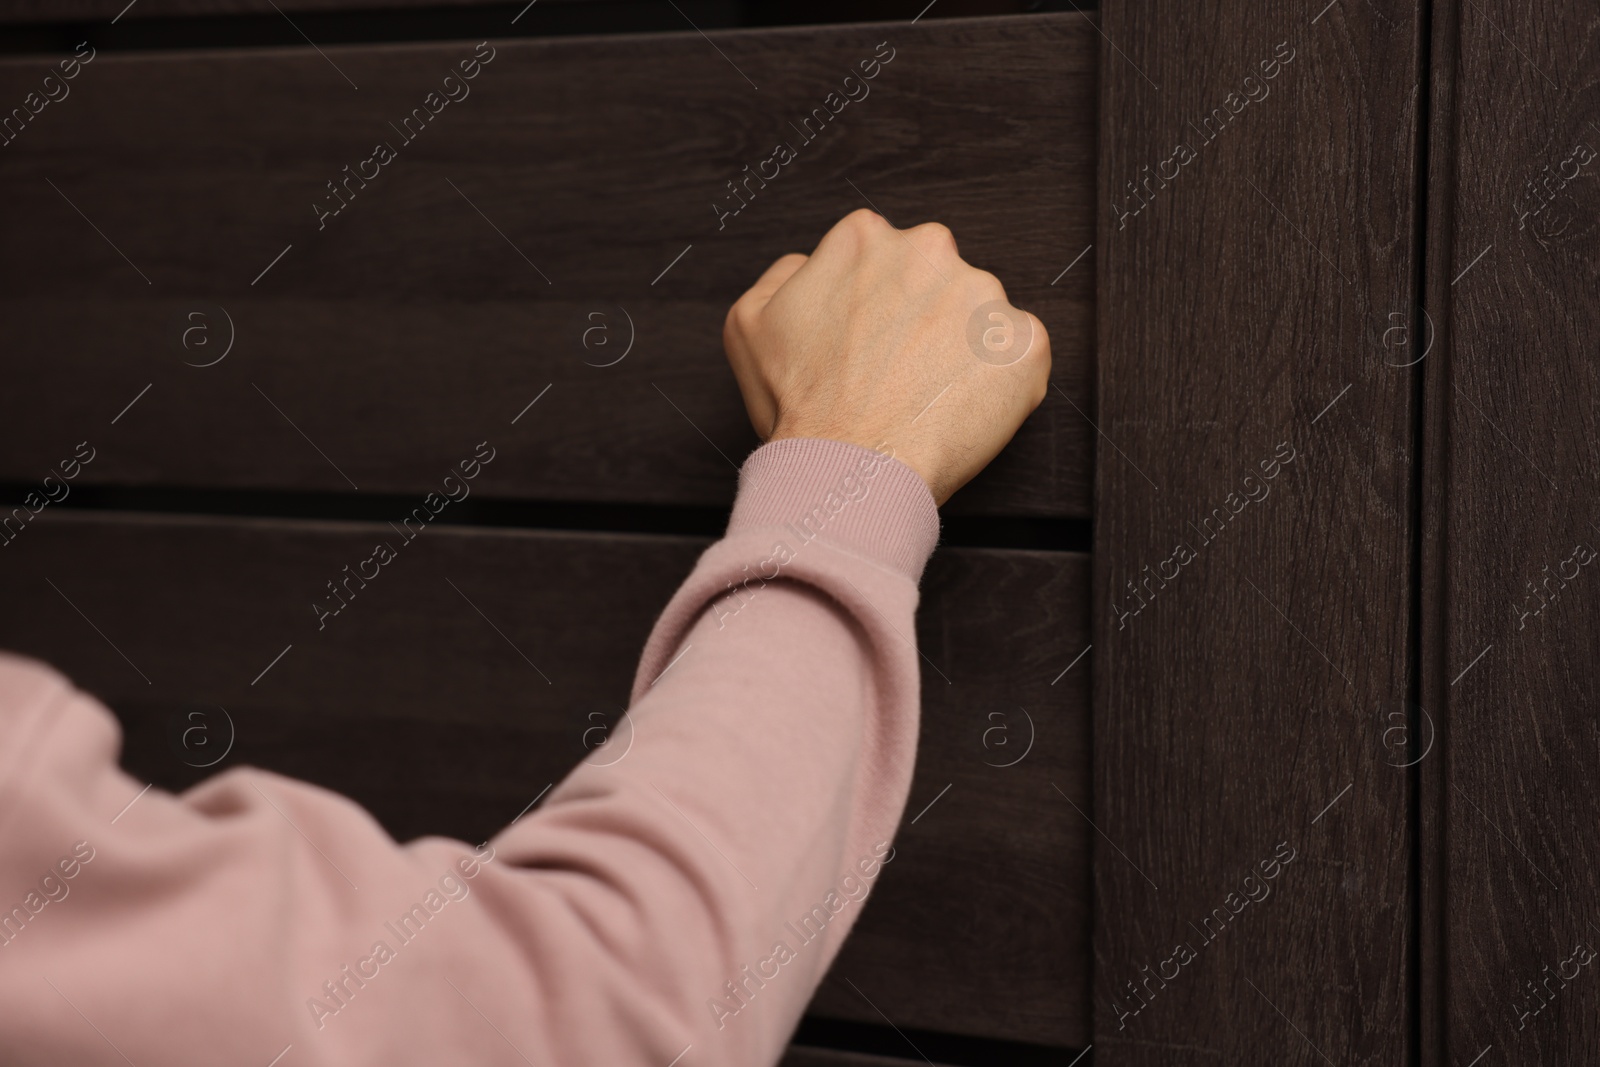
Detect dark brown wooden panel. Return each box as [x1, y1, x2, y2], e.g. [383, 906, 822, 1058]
[1423, 2, 1600, 1062]
[0, 0, 537, 17]
[779, 1047, 953, 1067]
[0, 0, 1040, 24]
[811, 538, 1088, 1046]
[0, 14, 1092, 516]
[1094, 5, 1422, 1065]
[0, 510, 1087, 1045]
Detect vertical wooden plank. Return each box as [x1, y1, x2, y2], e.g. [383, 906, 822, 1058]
[1094, 3, 1424, 1063]
[1417, 3, 1459, 1064]
[1429, 1, 1600, 1062]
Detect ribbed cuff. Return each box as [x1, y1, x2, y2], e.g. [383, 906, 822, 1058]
[726, 437, 941, 584]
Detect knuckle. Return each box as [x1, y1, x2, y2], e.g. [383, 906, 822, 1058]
[995, 307, 1049, 376]
[963, 267, 1006, 299]
[821, 209, 882, 257]
[1026, 311, 1051, 357]
[912, 221, 957, 253]
[1019, 313, 1050, 369]
[843, 207, 886, 233]
[726, 293, 755, 335]
[739, 295, 764, 330]
[1023, 316, 1052, 403]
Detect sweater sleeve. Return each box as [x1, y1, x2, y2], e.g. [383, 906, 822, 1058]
[0, 437, 940, 1067]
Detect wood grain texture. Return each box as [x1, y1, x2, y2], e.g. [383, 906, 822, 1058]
[810, 537, 1089, 1045]
[779, 1047, 953, 1067]
[0, 510, 1088, 1046]
[1417, 3, 1461, 1064]
[1093, 5, 1422, 1064]
[1427, 2, 1600, 1061]
[0, 0, 555, 17]
[0, 0, 1033, 21]
[0, 14, 1092, 516]
[0, 0, 1039, 26]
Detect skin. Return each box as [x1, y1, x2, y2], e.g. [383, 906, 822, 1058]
[722, 208, 1052, 505]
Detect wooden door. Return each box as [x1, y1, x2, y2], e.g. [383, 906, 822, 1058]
[1422, 1, 1600, 1063]
[1095, 2, 1425, 1063]
[23, 1, 1594, 1062]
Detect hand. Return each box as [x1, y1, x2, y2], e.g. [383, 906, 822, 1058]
[722, 209, 1051, 506]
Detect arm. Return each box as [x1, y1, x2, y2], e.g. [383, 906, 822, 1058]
[0, 210, 1048, 1067]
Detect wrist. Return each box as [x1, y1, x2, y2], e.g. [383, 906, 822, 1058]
[767, 424, 944, 505]
[728, 437, 942, 583]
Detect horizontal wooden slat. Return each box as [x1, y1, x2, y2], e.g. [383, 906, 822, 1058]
[0, 0, 1045, 26]
[780, 1046, 954, 1067]
[0, 14, 1092, 516]
[0, 0, 640, 20]
[0, 510, 1087, 1045]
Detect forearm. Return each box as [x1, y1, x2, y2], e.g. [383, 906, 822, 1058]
[598, 589, 890, 1058]
[500, 435, 938, 1064]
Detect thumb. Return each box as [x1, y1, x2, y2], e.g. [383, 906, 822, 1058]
[743, 252, 809, 311]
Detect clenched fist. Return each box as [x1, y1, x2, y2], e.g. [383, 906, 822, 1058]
[722, 208, 1050, 506]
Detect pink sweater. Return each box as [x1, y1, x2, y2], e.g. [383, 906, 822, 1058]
[0, 438, 940, 1067]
